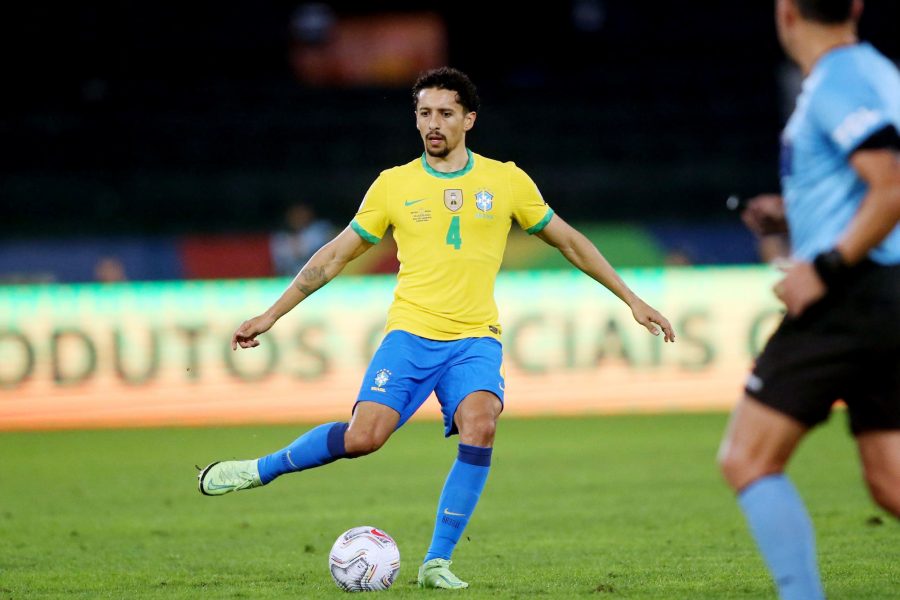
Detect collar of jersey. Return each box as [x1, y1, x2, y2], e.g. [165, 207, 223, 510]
[420, 148, 474, 179]
[812, 41, 863, 75]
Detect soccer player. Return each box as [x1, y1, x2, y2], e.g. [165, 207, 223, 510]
[199, 67, 675, 589]
[717, 1, 900, 599]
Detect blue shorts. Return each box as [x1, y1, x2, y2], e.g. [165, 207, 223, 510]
[355, 330, 505, 437]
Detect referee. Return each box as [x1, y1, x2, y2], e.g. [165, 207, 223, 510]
[717, 1, 900, 599]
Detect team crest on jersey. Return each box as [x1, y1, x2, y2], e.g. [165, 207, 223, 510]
[475, 190, 493, 212]
[444, 189, 463, 212]
[370, 368, 391, 393]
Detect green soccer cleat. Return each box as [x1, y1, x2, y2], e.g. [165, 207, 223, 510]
[197, 460, 263, 496]
[417, 558, 469, 589]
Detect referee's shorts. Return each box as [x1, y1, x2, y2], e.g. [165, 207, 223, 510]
[745, 261, 900, 434]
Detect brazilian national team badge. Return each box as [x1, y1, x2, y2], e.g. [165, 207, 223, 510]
[475, 189, 493, 212]
[371, 368, 391, 393]
[444, 189, 463, 212]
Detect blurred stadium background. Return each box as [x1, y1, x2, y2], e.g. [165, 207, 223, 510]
[4, 1, 899, 267]
[2, 1, 900, 428]
[0, 0, 900, 429]
[0, 0, 898, 414]
[3, 3, 900, 598]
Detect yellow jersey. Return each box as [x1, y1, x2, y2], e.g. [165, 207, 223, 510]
[351, 149, 554, 341]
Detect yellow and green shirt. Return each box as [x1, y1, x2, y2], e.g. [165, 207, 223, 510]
[351, 149, 554, 341]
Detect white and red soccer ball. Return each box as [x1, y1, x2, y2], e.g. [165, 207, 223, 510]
[328, 526, 400, 592]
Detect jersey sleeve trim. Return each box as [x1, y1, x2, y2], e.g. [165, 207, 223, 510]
[525, 207, 555, 235]
[350, 220, 381, 244]
[851, 124, 900, 154]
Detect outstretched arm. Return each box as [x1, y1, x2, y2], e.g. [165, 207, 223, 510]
[535, 214, 675, 342]
[232, 226, 373, 349]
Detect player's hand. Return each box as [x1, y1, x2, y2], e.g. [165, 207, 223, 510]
[630, 299, 676, 343]
[741, 194, 788, 237]
[773, 261, 825, 317]
[231, 314, 277, 350]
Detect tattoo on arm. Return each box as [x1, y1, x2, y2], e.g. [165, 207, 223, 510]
[294, 266, 329, 297]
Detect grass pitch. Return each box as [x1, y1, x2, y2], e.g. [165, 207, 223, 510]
[1, 413, 897, 599]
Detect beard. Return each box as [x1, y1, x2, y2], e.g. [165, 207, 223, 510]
[425, 145, 450, 158]
[424, 136, 450, 158]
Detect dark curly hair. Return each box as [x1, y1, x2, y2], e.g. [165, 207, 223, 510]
[412, 67, 480, 114]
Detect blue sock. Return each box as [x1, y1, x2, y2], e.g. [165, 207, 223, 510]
[256, 422, 348, 485]
[424, 444, 492, 562]
[738, 474, 824, 600]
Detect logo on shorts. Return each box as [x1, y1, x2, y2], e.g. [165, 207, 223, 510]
[745, 373, 763, 394]
[371, 368, 391, 393]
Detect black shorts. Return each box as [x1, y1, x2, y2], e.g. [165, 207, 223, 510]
[746, 261, 900, 434]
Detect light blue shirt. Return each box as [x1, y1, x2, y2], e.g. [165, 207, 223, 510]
[780, 42, 900, 264]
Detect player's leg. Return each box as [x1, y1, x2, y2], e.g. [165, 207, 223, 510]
[424, 391, 501, 558]
[344, 402, 401, 455]
[455, 390, 502, 447]
[718, 397, 823, 600]
[198, 403, 400, 497]
[718, 396, 807, 489]
[197, 414, 347, 496]
[253, 330, 446, 488]
[856, 430, 900, 517]
[199, 330, 436, 496]
[847, 341, 900, 518]
[720, 297, 864, 600]
[419, 338, 504, 589]
[255, 401, 400, 483]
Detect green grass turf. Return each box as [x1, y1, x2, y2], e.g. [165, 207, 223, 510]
[0, 413, 897, 599]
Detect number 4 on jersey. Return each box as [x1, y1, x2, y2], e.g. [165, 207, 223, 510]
[446, 215, 462, 250]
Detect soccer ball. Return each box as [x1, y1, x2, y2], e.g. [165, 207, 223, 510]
[328, 526, 400, 592]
